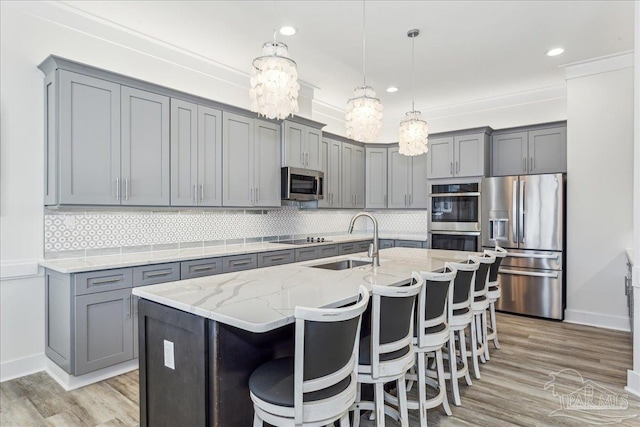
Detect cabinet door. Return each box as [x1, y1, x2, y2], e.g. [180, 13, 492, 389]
[75, 289, 133, 375]
[254, 120, 281, 207]
[306, 127, 322, 170]
[427, 137, 454, 179]
[528, 127, 567, 174]
[223, 112, 254, 207]
[388, 147, 410, 208]
[342, 144, 354, 207]
[283, 121, 305, 168]
[454, 133, 485, 177]
[198, 106, 223, 206]
[59, 71, 121, 205]
[170, 99, 198, 206]
[410, 153, 429, 208]
[353, 146, 365, 208]
[492, 131, 528, 176]
[365, 147, 387, 208]
[121, 87, 170, 205]
[329, 140, 342, 207]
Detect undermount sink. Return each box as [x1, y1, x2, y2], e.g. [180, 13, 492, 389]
[310, 259, 371, 271]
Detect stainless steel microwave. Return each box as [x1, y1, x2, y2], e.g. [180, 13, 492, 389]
[281, 167, 324, 201]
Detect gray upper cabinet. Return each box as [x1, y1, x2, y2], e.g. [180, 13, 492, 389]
[282, 121, 322, 170]
[427, 131, 489, 179]
[222, 112, 281, 207]
[491, 124, 566, 176]
[342, 143, 365, 208]
[121, 86, 170, 206]
[388, 147, 429, 208]
[58, 71, 121, 205]
[319, 137, 342, 208]
[170, 99, 222, 206]
[365, 147, 387, 208]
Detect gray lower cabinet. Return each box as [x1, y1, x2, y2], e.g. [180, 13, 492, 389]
[379, 239, 395, 249]
[223, 254, 258, 273]
[395, 240, 424, 248]
[365, 147, 388, 208]
[181, 258, 224, 279]
[339, 241, 371, 255]
[257, 250, 295, 268]
[222, 112, 281, 207]
[295, 245, 340, 261]
[133, 263, 181, 287]
[491, 124, 567, 176]
[170, 99, 222, 206]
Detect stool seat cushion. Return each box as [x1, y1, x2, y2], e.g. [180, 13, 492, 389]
[414, 322, 447, 337]
[453, 307, 470, 316]
[474, 295, 487, 302]
[489, 285, 499, 292]
[249, 357, 352, 407]
[358, 335, 410, 365]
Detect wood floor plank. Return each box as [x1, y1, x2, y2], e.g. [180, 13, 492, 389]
[1, 313, 638, 426]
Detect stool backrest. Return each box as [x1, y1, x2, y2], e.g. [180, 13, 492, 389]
[485, 246, 507, 284]
[470, 252, 496, 296]
[370, 273, 423, 379]
[416, 265, 457, 347]
[294, 286, 370, 424]
[447, 258, 479, 312]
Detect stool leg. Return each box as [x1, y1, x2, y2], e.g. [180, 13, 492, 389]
[339, 412, 350, 427]
[375, 382, 386, 427]
[436, 348, 452, 416]
[470, 318, 481, 379]
[253, 412, 262, 427]
[353, 382, 362, 427]
[459, 328, 473, 386]
[448, 331, 461, 406]
[397, 377, 409, 427]
[490, 302, 500, 349]
[416, 352, 428, 426]
[482, 310, 490, 362]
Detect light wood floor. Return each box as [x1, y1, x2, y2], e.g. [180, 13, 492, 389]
[1, 313, 638, 426]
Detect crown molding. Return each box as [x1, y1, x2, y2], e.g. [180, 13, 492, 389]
[562, 51, 634, 80]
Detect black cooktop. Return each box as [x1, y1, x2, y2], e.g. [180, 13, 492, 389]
[275, 237, 332, 245]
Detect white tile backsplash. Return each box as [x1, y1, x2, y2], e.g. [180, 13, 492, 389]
[44, 207, 428, 258]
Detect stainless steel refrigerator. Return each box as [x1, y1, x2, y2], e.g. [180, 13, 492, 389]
[481, 173, 566, 319]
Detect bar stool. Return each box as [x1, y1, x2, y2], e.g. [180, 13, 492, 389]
[429, 258, 478, 407]
[351, 273, 423, 427]
[485, 246, 507, 353]
[468, 252, 496, 379]
[249, 286, 369, 427]
[386, 265, 456, 426]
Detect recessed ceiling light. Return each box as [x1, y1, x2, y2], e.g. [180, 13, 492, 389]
[546, 47, 564, 57]
[386, 86, 399, 93]
[279, 26, 297, 36]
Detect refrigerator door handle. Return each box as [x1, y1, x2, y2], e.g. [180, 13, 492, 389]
[512, 180, 518, 244]
[499, 268, 559, 279]
[506, 252, 560, 260]
[520, 180, 525, 243]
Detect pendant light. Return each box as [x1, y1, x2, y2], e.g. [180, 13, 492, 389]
[398, 28, 429, 156]
[345, 0, 383, 143]
[249, 3, 300, 120]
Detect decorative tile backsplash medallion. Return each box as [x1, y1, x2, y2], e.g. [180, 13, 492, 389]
[44, 206, 428, 258]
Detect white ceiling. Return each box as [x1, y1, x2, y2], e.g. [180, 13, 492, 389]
[61, 1, 634, 125]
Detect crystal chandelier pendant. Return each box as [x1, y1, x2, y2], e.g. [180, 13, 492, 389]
[398, 110, 429, 156]
[249, 41, 300, 120]
[345, 85, 384, 143]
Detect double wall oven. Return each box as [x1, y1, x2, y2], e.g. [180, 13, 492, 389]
[429, 180, 481, 252]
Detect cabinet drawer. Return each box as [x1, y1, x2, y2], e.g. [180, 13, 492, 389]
[181, 258, 224, 280]
[356, 241, 372, 252]
[74, 268, 133, 296]
[379, 239, 395, 249]
[317, 245, 339, 259]
[339, 243, 358, 255]
[395, 240, 424, 249]
[295, 247, 319, 262]
[258, 250, 295, 268]
[223, 254, 258, 273]
[133, 263, 180, 287]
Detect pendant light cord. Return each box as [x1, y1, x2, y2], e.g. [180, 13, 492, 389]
[362, 0, 366, 87]
[411, 33, 415, 111]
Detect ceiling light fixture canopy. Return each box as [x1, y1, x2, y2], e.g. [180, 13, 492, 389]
[345, 0, 383, 143]
[249, 30, 300, 120]
[398, 28, 429, 156]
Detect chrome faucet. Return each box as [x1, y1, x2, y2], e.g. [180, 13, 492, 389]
[348, 212, 380, 266]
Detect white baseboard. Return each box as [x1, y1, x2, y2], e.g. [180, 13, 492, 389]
[0, 353, 46, 382]
[564, 309, 631, 332]
[626, 370, 640, 398]
[45, 358, 138, 391]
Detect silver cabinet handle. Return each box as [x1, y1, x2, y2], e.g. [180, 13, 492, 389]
[355, 194, 357, 205]
[506, 252, 559, 260]
[192, 266, 215, 272]
[524, 157, 528, 172]
[193, 184, 197, 203]
[456, 161, 459, 174]
[269, 256, 285, 261]
[126, 295, 131, 318]
[530, 156, 534, 171]
[124, 178, 129, 201]
[231, 260, 251, 266]
[115, 178, 120, 200]
[200, 184, 204, 202]
[256, 188, 259, 203]
[404, 194, 407, 206]
[498, 268, 559, 279]
[91, 277, 122, 285]
[450, 162, 453, 174]
[145, 270, 172, 278]
[523, 158, 526, 173]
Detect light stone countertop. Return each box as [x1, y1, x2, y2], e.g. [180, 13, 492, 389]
[40, 233, 429, 274]
[132, 247, 472, 333]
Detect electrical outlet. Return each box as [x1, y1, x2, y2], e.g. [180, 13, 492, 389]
[163, 339, 175, 370]
[63, 215, 75, 230]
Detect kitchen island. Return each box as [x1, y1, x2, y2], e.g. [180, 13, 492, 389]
[133, 247, 472, 426]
